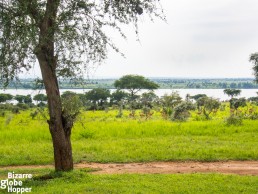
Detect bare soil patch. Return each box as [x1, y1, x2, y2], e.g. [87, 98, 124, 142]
[1, 161, 258, 175]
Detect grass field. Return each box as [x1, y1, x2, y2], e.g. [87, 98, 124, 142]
[0, 106, 258, 166]
[0, 168, 258, 194]
[0, 106, 258, 193]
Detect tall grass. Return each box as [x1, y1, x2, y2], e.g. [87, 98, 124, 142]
[0, 106, 258, 165]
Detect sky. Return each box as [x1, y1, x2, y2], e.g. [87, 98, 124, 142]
[94, 0, 258, 79]
[26, 0, 258, 79]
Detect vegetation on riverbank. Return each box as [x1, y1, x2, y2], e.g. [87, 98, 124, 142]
[4, 78, 258, 89]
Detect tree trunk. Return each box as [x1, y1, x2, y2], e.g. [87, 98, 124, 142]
[36, 50, 73, 171]
[32, 0, 73, 171]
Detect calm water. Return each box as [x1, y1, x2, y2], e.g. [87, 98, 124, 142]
[0, 89, 257, 101]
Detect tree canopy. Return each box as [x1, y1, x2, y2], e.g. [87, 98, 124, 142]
[223, 89, 241, 99]
[33, 93, 47, 102]
[114, 75, 159, 99]
[0, 93, 13, 103]
[0, 1, 165, 85]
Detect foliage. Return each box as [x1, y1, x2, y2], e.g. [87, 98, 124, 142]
[3, 78, 258, 89]
[114, 75, 159, 99]
[61, 93, 82, 125]
[85, 88, 110, 110]
[16, 103, 30, 110]
[172, 101, 196, 121]
[14, 95, 32, 104]
[190, 94, 207, 101]
[0, 93, 13, 103]
[110, 90, 129, 105]
[248, 96, 258, 103]
[196, 97, 220, 120]
[223, 89, 241, 98]
[33, 94, 47, 102]
[225, 114, 243, 126]
[140, 91, 159, 108]
[0, 1, 164, 85]
[229, 98, 247, 110]
[160, 92, 182, 118]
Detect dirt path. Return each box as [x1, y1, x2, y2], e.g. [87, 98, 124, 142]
[1, 161, 258, 175]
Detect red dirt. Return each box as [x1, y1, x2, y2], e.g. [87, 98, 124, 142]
[1, 161, 258, 175]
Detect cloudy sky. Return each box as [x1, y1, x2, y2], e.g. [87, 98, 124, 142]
[93, 0, 258, 78]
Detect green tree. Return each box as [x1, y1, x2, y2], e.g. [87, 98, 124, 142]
[110, 90, 128, 105]
[114, 75, 159, 100]
[85, 88, 111, 110]
[0, 93, 13, 103]
[14, 95, 24, 104]
[190, 94, 207, 101]
[229, 98, 246, 110]
[0, 0, 164, 171]
[223, 89, 241, 99]
[172, 101, 196, 121]
[33, 94, 47, 103]
[14, 95, 32, 104]
[196, 97, 220, 120]
[160, 92, 182, 119]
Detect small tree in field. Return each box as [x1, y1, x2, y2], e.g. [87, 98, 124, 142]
[114, 75, 159, 116]
[85, 88, 110, 110]
[196, 97, 220, 120]
[0, 93, 13, 103]
[223, 89, 241, 99]
[0, 1, 164, 171]
[172, 101, 196, 121]
[160, 92, 182, 119]
[114, 75, 159, 100]
[33, 94, 47, 104]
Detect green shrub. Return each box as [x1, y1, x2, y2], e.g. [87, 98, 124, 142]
[16, 103, 29, 110]
[172, 101, 196, 121]
[225, 114, 243, 126]
[5, 115, 13, 125]
[0, 111, 5, 117]
[11, 107, 20, 114]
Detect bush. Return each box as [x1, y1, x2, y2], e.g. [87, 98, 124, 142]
[225, 114, 243, 126]
[247, 113, 258, 120]
[0, 111, 5, 117]
[0, 103, 14, 111]
[37, 101, 46, 107]
[16, 103, 29, 110]
[11, 107, 20, 114]
[172, 101, 196, 121]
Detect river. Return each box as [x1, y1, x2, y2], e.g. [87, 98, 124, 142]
[0, 89, 257, 101]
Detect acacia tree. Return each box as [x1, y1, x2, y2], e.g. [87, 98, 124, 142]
[114, 75, 159, 100]
[0, 1, 164, 171]
[223, 89, 241, 99]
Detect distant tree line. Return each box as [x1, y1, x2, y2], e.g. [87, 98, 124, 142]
[1, 76, 258, 124]
[3, 78, 258, 89]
